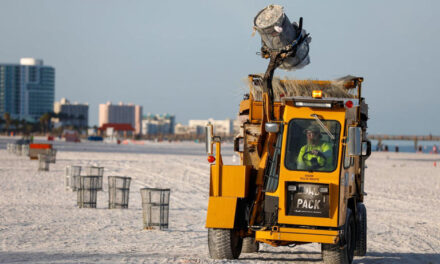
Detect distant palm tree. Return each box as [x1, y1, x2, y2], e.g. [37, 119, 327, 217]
[12, 119, 19, 133]
[39, 113, 51, 134]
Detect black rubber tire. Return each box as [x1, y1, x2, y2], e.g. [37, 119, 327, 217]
[322, 208, 356, 264]
[354, 203, 367, 256]
[241, 237, 260, 253]
[208, 228, 243, 259]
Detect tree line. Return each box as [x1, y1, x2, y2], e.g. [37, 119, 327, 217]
[1, 112, 89, 135]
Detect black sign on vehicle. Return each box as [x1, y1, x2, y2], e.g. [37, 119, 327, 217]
[285, 182, 330, 218]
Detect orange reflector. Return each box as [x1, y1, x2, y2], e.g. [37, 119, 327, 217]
[312, 90, 322, 98]
[207, 156, 216, 163]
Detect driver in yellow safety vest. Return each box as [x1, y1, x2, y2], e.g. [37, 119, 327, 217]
[297, 124, 333, 170]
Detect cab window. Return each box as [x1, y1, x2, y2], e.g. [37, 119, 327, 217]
[284, 119, 341, 172]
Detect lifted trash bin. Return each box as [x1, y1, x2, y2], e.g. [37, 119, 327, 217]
[108, 176, 131, 209]
[77, 176, 100, 208]
[140, 188, 170, 230]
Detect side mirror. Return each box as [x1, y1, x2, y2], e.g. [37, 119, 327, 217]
[234, 137, 244, 153]
[205, 123, 213, 155]
[362, 140, 372, 157]
[265, 122, 280, 133]
[347, 127, 361, 156]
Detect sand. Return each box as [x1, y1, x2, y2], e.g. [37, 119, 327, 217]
[0, 138, 439, 263]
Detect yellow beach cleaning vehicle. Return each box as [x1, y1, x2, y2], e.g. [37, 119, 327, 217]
[205, 5, 370, 263]
[205, 73, 370, 264]
[206, 72, 371, 263]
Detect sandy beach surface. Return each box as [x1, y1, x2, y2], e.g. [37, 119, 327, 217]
[0, 138, 439, 263]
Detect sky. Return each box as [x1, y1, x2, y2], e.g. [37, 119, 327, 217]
[0, 0, 439, 135]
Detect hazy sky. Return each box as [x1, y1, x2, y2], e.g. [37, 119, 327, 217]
[0, 0, 439, 135]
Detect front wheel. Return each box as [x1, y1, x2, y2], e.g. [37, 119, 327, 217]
[354, 203, 367, 256]
[208, 228, 243, 259]
[322, 208, 356, 264]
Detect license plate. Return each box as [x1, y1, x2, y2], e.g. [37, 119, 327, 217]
[285, 183, 329, 218]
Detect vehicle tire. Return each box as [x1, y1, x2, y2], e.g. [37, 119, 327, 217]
[241, 237, 260, 253]
[354, 203, 367, 256]
[322, 208, 356, 264]
[208, 228, 243, 259]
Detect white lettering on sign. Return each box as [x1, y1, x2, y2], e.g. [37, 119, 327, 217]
[303, 187, 320, 196]
[296, 198, 321, 210]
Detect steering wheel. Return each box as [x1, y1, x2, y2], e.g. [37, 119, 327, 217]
[302, 151, 327, 169]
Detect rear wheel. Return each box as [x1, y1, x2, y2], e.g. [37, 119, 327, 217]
[241, 237, 260, 253]
[208, 228, 243, 259]
[322, 208, 356, 264]
[354, 203, 367, 256]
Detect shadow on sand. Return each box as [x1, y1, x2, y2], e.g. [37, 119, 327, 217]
[240, 251, 439, 263]
[0, 251, 438, 263]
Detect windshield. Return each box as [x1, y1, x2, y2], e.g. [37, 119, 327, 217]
[285, 119, 341, 172]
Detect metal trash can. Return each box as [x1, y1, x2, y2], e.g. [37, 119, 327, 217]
[254, 4, 311, 70]
[85, 166, 104, 191]
[65, 165, 82, 191]
[38, 154, 49, 171]
[77, 176, 100, 208]
[108, 176, 131, 209]
[140, 188, 170, 230]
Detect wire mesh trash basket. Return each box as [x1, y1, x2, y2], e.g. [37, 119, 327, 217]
[14, 144, 20, 154]
[140, 188, 170, 230]
[46, 149, 57, 163]
[108, 176, 131, 209]
[38, 154, 50, 171]
[85, 166, 104, 191]
[21, 144, 29, 157]
[65, 165, 82, 191]
[6, 143, 12, 153]
[77, 176, 100, 208]
[15, 144, 22, 155]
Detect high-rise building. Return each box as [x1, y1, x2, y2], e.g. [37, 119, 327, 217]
[99, 102, 142, 135]
[0, 58, 55, 122]
[53, 98, 89, 128]
[141, 113, 175, 136]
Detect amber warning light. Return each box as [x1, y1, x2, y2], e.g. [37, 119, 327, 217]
[312, 90, 322, 98]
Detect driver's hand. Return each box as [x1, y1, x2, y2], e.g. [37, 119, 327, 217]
[311, 150, 319, 155]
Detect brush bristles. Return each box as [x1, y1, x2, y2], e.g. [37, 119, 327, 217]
[248, 75, 357, 101]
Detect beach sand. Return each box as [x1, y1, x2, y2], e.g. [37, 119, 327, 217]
[0, 141, 439, 263]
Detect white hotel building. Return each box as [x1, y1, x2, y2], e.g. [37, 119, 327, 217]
[99, 102, 142, 135]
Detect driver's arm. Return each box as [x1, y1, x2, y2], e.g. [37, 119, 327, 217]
[321, 143, 333, 168]
[321, 143, 332, 159]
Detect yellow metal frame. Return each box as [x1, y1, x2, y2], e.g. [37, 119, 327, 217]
[248, 100, 282, 123]
[256, 227, 339, 244]
[206, 141, 251, 229]
[206, 196, 237, 229]
[266, 104, 347, 228]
